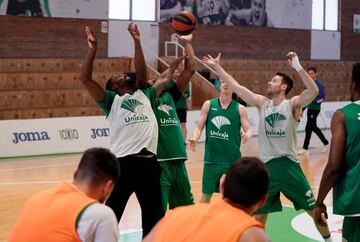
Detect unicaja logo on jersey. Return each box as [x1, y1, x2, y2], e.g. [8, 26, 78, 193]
[121, 99, 143, 113]
[158, 104, 179, 126]
[210, 116, 230, 140]
[211, 116, 231, 130]
[121, 99, 149, 125]
[265, 113, 286, 137]
[158, 104, 173, 116]
[305, 190, 315, 206]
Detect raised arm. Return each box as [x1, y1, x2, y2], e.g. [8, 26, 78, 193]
[202, 54, 267, 108]
[239, 105, 252, 144]
[174, 34, 195, 93]
[288, 52, 319, 108]
[153, 55, 187, 96]
[188, 100, 210, 151]
[315, 110, 346, 226]
[80, 26, 105, 102]
[128, 23, 148, 89]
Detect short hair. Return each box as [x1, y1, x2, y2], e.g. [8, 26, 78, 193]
[352, 63, 360, 88]
[75, 147, 120, 186]
[307, 67, 317, 73]
[223, 157, 269, 207]
[276, 72, 293, 95]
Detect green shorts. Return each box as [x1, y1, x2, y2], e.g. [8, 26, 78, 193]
[343, 216, 360, 242]
[256, 156, 316, 214]
[159, 159, 194, 212]
[202, 162, 232, 195]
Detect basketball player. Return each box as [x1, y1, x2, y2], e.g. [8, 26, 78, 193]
[151, 33, 196, 212]
[80, 24, 183, 237]
[9, 148, 120, 242]
[202, 52, 333, 241]
[189, 79, 251, 203]
[225, 0, 274, 27]
[315, 63, 360, 242]
[143, 157, 270, 242]
[103, 25, 194, 212]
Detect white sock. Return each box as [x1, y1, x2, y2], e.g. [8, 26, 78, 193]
[324, 236, 333, 242]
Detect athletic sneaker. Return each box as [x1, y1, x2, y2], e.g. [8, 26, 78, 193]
[322, 144, 329, 153]
[297, 148, 310, 155]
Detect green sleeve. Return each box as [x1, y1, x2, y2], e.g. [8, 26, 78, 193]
[141, 86, 157, 104]
[97, 91, 117, 116]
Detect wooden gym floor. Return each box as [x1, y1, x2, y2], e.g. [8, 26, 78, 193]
[0, 131, 333, 242]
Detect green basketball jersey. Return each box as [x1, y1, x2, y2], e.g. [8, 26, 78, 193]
[204, 98, 241, 165]
[333, 102, 360, 215]
[154, 89, 187, 161]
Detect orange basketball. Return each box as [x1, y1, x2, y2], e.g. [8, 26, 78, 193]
[171, 11, 197, 35]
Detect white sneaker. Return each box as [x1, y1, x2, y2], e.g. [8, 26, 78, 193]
[297, 148, 310, 155]
[322, 144, 329, 153]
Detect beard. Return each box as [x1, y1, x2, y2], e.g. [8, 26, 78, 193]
[266, 89, 281, 98]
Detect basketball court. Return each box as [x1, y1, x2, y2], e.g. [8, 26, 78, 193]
[0, 131, 342, 242]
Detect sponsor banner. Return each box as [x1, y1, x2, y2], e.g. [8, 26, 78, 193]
[0, 101, 349, 157]
[0, 0, 108, 19]
[0, 116, 110, 158]
[160, 0, 311, 30]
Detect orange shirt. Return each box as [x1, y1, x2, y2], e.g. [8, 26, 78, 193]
[154, 199, 263, 242]
[9, 181, 96, 242]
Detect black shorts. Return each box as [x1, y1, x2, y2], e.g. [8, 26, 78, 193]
[176, 108, 187, 123]
[7, 0, 43, 16]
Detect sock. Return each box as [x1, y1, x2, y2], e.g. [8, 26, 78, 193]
[324, 236, 333, 242]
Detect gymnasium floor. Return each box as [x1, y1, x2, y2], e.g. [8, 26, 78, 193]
[0, 130, 342, 242]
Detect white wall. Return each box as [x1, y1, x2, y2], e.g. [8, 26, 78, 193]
[311, 30, 341, 60]
[108, 21, 159, 68]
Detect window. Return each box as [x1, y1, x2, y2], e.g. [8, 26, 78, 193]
[312, 0, 338, 31]
[109, 0, 156, 21]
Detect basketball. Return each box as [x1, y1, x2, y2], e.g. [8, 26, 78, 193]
[171, 11, 197, 35]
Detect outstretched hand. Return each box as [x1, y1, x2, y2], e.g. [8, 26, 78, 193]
[287, 52, 302, 71]
[202, 53, 221, 68]
[85, 26, 97, 49]
[241, 130, 251, 144]
[174, 33, 193, 46]
[128, 23, 141, 41]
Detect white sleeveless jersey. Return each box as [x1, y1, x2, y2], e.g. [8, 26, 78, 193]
[258, 99, 298, 163]
[107, 90, 158, 158]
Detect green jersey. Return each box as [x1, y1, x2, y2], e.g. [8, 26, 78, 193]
[154, 84, 187, 161]
[333, 102, 360, 216]
[204, 98, 241, 165]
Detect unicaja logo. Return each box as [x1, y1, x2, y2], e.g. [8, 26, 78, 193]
[210, 116, 230, 140]
[265, 113, 286, 137]
[265, 113, 286, 128]
[211, 116, 231, 130]
[121, 99, 143, 113]
[121, 99, 150, 125]
[158, 104, 173, 116]
[12, 131, 50, 144]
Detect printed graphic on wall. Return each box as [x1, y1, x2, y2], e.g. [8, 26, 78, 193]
[0, 0, 108, 19]
[160, 0, 312, 30]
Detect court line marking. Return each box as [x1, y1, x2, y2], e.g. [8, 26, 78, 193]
[0, 161, 76, 173]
